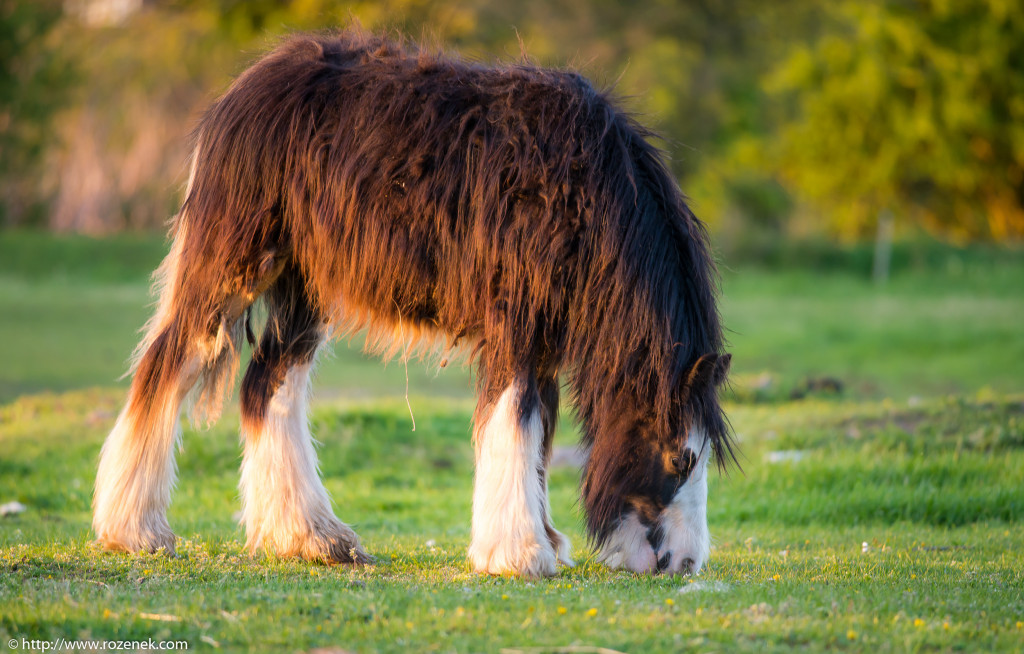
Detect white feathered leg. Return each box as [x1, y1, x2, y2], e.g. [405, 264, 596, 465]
[93, 343, 200, 555]
[468, 381, 558, 577]
[240, 361, 369, 564]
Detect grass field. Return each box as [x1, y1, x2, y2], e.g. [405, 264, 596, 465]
[1, 232, 1022, 652]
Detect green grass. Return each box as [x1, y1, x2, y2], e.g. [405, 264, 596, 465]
[722, 264, 1024, 399]
[1, 232, 1021, 404]
[2, 391, 1022, 652]
[0, 232, 473, 402]
[1, 232, 1023, 652]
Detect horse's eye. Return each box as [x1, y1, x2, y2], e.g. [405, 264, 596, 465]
[673, 449, 698, 478]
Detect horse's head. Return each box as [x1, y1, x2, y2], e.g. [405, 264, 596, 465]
[585, 353, 731, 575]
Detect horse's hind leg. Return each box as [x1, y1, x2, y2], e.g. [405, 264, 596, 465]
[92, 235, 224, 554]
[93, 221, 280, 554]
[239, 270, 370, 564]
[93, 317, 201, 554]
[468, 371, 559, 577]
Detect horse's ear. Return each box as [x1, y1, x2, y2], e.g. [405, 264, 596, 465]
[684, 353, 731, 399]
[684, 354, 719, 398]
[714, 353, 732, 386]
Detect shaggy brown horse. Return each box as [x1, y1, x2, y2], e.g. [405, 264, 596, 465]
[93, 30, 734, 577]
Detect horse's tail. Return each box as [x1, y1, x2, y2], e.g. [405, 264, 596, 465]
[128, 131, 285, 428]
[126, 174, 228, 427]
[129, 35, 336, 427]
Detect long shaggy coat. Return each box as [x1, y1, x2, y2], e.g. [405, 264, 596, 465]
[93, 30, 733, 575]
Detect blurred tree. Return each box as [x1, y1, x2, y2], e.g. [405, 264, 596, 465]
[39, 0, 493, 231]
[12, 0, 821, 233]
[45, 4, 235, 231]
[767, 0, 1024, 241]
[0, 0, 74, 226]
[478, 0, 822, 182]
[15, 0, 1019, 243]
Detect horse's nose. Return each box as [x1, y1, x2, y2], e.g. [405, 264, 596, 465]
[656, 551, 672, 571]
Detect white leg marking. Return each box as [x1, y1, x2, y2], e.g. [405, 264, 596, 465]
[658, 429, 711, 575]
[240, 362, 368, 563]
[596, 512, 657, 573]
[93, 355, 200, 554]
[468, 383, 557, 577]
[93, 404, 178, 553]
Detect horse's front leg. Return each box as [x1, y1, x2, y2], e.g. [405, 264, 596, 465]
[467, 373, 561, 577]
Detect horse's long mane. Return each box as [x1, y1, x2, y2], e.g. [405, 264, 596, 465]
[173, 29, 733, 543]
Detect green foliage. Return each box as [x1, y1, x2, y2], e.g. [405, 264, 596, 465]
[0, 0, 823, 235]
[0, 0, 75, 225]
[3, 2, 1022, 242]
[767, 0, 1024, 241]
